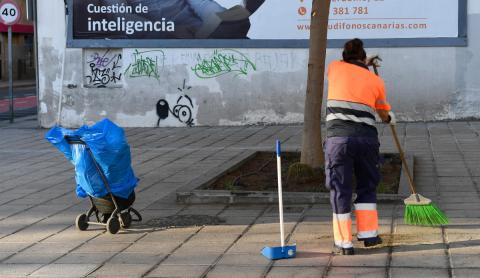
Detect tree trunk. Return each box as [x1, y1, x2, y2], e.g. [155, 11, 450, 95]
[300, 0, 331, 169]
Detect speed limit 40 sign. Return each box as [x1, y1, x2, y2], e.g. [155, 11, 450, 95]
[0, 0, 21, 26]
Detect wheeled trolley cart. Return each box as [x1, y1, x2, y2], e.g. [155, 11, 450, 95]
[65, 135, 142, 234]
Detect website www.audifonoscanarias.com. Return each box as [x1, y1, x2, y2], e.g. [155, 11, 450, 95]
[297, 21, 428, 31]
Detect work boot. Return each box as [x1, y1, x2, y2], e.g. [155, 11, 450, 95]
[333, 245, 355, 255]
[359, 236, 383, 247]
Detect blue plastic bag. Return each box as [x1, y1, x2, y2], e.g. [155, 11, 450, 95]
[45, 119, 138, 199]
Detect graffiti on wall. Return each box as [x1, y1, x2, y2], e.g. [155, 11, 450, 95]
[191, 49, 256, 79]
[84, 49, 123, 88]
[156, 80, 197, 127]
[125, 49, 165, 80]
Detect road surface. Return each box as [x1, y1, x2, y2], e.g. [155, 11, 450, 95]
[0, 86, 37, 120]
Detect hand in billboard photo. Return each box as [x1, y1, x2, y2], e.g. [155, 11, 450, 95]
[187, 0, 266, 39]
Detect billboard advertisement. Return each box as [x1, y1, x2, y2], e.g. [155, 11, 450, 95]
[69, 0, 466, 47]
[73, 0, 267, 39]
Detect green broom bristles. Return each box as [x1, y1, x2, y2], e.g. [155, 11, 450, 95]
[404, 202, 448, 226]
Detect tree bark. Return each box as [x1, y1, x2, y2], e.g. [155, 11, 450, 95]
[300, 0, 331, 169]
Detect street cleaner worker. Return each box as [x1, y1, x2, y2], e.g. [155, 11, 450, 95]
[325, 38, 396, 255]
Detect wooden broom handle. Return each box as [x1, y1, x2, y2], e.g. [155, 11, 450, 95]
[371, 63, 417, 195]
[390, 124, 417, 195]
[372, 63, 417, 195]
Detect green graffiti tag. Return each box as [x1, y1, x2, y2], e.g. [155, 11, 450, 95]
[191, 49, 256, 79]
[125, 49, 165, 79]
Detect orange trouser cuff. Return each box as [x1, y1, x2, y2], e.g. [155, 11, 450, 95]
[354, 203, 378, 239]
[333, 213, 353, 248]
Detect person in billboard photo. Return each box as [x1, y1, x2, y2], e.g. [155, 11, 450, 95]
[188, 0, 266, 38]
[77, 0, 266, 39]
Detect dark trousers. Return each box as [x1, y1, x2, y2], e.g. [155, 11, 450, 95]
[324, 137, 380, 214]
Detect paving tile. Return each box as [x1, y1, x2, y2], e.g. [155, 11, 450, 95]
[247, 222, 296, 235]
[273, 251, 330, 267]
[446, 210, 480, 218]
[109, 252, 167, 264]
[146, 265, 210, 278]
[390, 267, 449, 278]
[42, 227, 102, 243]
[0, 252, 14, 261]
[176, 241, 231, 253]
[449, 245, 480, 268]
[88, 263, 153, 277]
[4, 252, 64, 264]
[72, 242, 131, 253]
[137, 227, 200, 243]
[29, 263, 99, 277]
[391, 247, 448, 268]
[161, 251, 220, 265]
[216, 253, 270, 266]
[447, 227, 480, 242]
[190, 232, 240, 243]
[453, 268, 480, 278]
[229, 241, 274, 254]
[205, 265, 267, 278]
[293, 239, 336, 254]
[55, 252, 116, 264]
[89, 233, 146, 244]
[326, 267, 385, 278]
[266, 266, 325, 278]
[0, 242, 32, 252]
[222, 216, 258, 225]
[0, 264, 43, 277]
[332, 249, 388, 267]
[237, 233, 280, 243]
[21, 242, 79, 253]
[123, 241, 181, 254]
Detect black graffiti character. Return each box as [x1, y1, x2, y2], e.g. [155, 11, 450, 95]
[156, 100, 170, 127]
[172, 95, 194, 126]
[156, 95, 195, 127]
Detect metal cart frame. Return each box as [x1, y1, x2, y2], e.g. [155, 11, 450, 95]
[65, 135, 142, 234]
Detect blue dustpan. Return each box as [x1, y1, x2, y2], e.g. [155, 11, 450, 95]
[261, 245, 297, 260]
[261, 140, 297, 260]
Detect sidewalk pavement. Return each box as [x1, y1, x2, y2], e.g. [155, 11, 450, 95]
[0, 117, 479, 277]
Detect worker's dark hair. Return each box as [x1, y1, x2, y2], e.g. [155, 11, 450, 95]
[342, 38, 366, 62]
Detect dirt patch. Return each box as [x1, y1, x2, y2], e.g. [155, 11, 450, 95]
[147, 215, 225, 228]
[205, 152, 401, 194]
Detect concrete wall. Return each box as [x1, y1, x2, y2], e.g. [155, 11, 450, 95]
[38, 1, 480, 128]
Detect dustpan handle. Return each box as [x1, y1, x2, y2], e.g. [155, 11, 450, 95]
[390, 124, 417, 195]
[276, 140, 285, 248]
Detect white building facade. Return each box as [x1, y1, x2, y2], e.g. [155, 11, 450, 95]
[37, 0, 479, 127]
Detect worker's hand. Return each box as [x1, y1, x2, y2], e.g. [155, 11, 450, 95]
[366, 55, 382, 68]
[388, 111, 397, 125]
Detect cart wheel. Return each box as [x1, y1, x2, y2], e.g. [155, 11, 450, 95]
[107, 217, 120, 234]
[120, 212, 132, 228]
[75, 214, 89, 231]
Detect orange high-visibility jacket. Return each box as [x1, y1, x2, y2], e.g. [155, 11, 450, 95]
[326, 60, 391, 137]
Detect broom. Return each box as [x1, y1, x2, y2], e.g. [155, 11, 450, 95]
[370, 58, 448, 226]
[390, 124, 448, 226]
